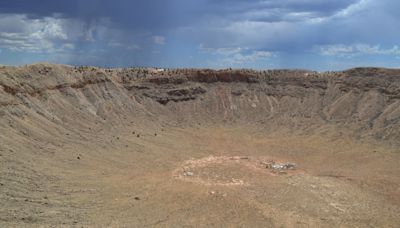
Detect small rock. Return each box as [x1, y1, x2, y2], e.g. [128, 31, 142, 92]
[210, 191, 216, 195]
[77, 156, 80, 160]
[183, 171, 194, 176]
[271, 164, 284, 170]
[134, 197, 140, 200]
[284, 163, 297, 170]
[137, 134, 140, 138]
[266, 161, 297, 170]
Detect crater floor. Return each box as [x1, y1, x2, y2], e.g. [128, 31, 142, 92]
[1, 64, 400, 227]
[2, 126, 400, 227]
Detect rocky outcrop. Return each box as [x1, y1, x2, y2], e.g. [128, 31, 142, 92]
[141, 86, 207, 105]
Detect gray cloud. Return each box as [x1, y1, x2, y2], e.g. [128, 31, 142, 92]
[0, 14, 77, 53]
[316, 44, 400, 58]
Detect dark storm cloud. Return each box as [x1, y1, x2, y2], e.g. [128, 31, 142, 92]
[0, 0, 76, 17]
[0, 0, 171, 29]
[0, 0, 360, 27]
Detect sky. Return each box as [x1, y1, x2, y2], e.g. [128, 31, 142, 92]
[0, 0, 399, 71]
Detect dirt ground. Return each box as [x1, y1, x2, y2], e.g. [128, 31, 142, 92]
[1, 125, 400, 227]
